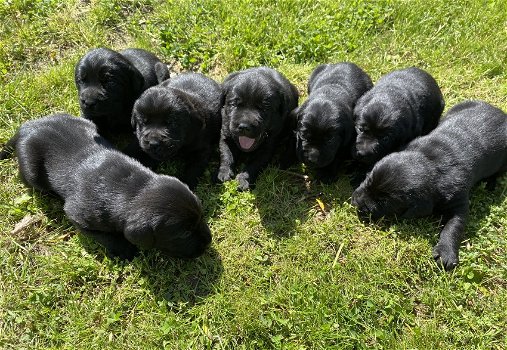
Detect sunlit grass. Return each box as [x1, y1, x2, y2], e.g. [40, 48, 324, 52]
[0, 0, 506, 348]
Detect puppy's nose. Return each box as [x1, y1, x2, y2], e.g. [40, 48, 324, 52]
[356, 207, 370, 222]
[355, 148, 367, 158]
[238, 123, 252, 132]
[305, 149, 320, 162]
[148, 139, 160, 147]
[80, 98, 97, 109]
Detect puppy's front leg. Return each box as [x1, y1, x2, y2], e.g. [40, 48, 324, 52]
[217, 136, 235, 183]
[236, 138, 277, 191]
[183, 147, 212, 189]
[432, 200, 469, 271]
[315, 157, 342, 184]
[277, 133, 297, 170]
[81, 229, 139, 260]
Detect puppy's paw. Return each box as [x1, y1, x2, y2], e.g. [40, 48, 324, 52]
[432, 243, 459, 271]
[216, 166, 234, 183]
[236, 172, 251, 191]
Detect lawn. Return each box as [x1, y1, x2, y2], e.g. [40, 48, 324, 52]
[0, 0, 506, 349]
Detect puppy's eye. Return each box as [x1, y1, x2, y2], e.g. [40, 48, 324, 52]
[258, 100, 271, 110]
[100, 72, 116, 84]
[356, 125, 368, 134]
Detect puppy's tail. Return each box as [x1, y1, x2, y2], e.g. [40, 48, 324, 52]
[0, 132, 19, 160]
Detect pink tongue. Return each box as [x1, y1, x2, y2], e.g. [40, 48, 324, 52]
[239, 136, 255, 150]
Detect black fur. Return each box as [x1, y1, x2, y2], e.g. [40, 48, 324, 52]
[353, 67, 444, 165]
[293, 63, 372, 182]
[75, 47, 170, 135]
[351, 101, 507, 270]
[217, 67, 299, 191]
[132, 73, 223, 189]
[1, 114, 211, 260]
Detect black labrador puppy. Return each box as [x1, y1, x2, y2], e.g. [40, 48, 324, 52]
[131, 72, 223, 189]
[353, 67, 444, 165]
[75, 47, 170, 135]
[0, 114, 211, 260]
[293, 62, 372, 182]
[217, 67, 299, 190]
[351, 101, 507, 270]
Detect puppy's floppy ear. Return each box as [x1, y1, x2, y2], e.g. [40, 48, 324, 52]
[124, 219, 155, 249]
[401, 198, 434, 218]
[118, 59, 145, 97]
[74, 58, 84, 86]
[131, 97, 143, 129]
[278, 83, 299, 118]
[173, 89, 206, 131]
[130, 66, 145, 96]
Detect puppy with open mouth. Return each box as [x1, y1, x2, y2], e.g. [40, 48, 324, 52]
[352, 67, 444, 166]
[217, 67, 299, 190]
[293, 62, 372, 182]
[0, 114, 211, 260]
[351, 101, 507, 270]
[132, 72, 223, 189]
[75, 47, 170, 136]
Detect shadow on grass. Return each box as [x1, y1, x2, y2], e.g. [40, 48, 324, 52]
[76, 234, 223, 305]
[252, 165, 355, 238]
[136, 247, 223, 305]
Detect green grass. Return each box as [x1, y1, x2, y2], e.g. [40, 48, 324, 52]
[1, 0, 506, 348]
